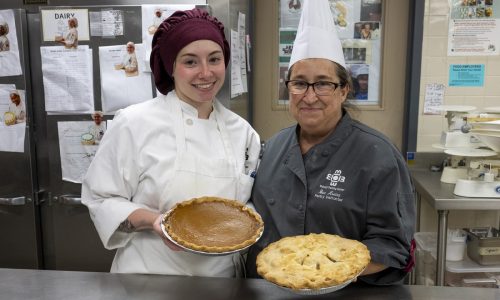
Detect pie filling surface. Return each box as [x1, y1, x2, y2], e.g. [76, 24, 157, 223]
[256, 233, 371, 290]
[163, 196, 264, 253]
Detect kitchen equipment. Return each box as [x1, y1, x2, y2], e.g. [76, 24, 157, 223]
[474, 134, 500, 152]
[453, 159, 500, 198]
[435, 105, 477, 148]
[441, 148, 496, 184]
[464, 227, 500, 266]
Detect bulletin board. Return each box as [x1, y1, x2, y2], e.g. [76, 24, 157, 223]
[274, 0, 384, 110]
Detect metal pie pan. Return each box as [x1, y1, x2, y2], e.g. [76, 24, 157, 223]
[160, 209, 263, 257]
[269, 267, 365, 295]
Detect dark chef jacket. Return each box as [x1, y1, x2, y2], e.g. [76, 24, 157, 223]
[246, 112, 416, 285]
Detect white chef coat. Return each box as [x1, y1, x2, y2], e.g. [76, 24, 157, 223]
[8, 101, 26, 123]
[0, 35, 9, 51]
[121, 52, 138, 73]
[88, 123, 106, 144]
[82, 91, 260, 276]
[64, 28, 78, 49]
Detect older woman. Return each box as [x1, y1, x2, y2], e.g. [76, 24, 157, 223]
[246, 0, 415, 285]
[82, 8, 260, 276]
[119, 41, 138, 76]
[88, 111, 105, 145]
[0, 21, 10, 51]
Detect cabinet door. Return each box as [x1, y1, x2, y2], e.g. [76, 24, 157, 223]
[0, 9, 41, 269]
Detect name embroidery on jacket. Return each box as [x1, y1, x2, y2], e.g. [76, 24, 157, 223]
[314, 170, 345, 202]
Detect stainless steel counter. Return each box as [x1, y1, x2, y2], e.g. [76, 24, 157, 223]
[411, 169, 500, 286]
[1, 268, 499, 300]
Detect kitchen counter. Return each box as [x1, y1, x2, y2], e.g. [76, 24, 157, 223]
[411, 168, 500, 286]
[1, 268, 499, 300]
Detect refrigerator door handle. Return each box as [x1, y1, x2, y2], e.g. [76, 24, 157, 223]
[0, 196, 28, 206]
[55, 195, 82, 205]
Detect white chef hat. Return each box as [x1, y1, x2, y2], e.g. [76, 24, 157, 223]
[288, 0, 346, 70]
[92, 111, 103, 119]
[352, 65, 369, 78]
[10, 89, 19, 96]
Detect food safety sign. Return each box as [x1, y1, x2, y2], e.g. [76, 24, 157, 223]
[449, 64, 484, 87]
[448, 0, 500, 56]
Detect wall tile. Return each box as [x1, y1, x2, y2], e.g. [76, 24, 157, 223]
[425, 57, 448, 77]
[484, 76, 500, 96]
[425, 37, 448, 57]
[429, 0, 450, 16]
[418, 115, 445, 135]
[427, 15, 449, 37]
[483, 96, 500, 108]
[486, 58, 500, 76]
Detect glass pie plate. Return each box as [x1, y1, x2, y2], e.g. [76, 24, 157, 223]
[269, 267, 365, 295]
[160, 207, 264, 256]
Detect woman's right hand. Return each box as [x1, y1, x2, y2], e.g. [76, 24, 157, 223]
[152, 213, 184, 251]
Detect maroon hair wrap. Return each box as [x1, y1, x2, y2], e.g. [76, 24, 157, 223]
[150, 8, 230, 95]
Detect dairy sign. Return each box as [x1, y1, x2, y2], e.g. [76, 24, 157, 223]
[41, 9, 90, 42]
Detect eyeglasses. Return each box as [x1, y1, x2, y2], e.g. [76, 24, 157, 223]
[285, 80, 343, 96]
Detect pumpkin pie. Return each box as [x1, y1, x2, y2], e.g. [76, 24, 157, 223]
[162, 196, 264, 253]
[256, 233, 370, 290]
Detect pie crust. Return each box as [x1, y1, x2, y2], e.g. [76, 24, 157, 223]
[81, 133, 95, 145]
[4, 112, 16, 126]
[256, 233, 371, 290]
[163, 196, 264, 253]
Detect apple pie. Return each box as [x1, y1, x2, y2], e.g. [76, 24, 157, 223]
[4, 112, 16, 126]
[256, 233, 370, 290]
[163, 197, 264, 253]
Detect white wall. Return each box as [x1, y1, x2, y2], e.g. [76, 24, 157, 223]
[417, 0, 500, 152]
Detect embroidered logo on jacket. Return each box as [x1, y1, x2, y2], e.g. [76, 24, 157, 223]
[326, 170, 345, 186]
[314, 170, 345, 202]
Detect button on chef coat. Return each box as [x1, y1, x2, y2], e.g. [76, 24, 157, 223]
[246, 112, 415, 285]
[82, 91, 260, 276]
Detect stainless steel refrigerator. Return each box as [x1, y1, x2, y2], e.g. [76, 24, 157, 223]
[0, 0, 253, 271]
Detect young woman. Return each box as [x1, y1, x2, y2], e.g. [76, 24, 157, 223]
[82, 8, 260, 277]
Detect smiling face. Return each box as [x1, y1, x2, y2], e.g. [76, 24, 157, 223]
[172, 40, 225, 111]
[288, 58, 348, 137]
[357, 74, 369, 92]
[126, 44, 135, 54]
[93, 114, 102, 125]
[10, 93, 20, 105]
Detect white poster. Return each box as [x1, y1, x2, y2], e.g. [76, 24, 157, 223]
[40, 45, 94, 114]
[0, 85, 26, 153]
[99, 43, 153, 113]
[0, 9, 23, 77]
[58, 121, 104, 183]
[448, 0, 500, 56]
[89, 10, 124, 37]
[238, 12, 248, 93]
[0, 122, 25, 152]
[424, 83, 445, 115]
[230, 29, 244, 98]
[141, 4, 195, 72]
[41, 9, 90, 44]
